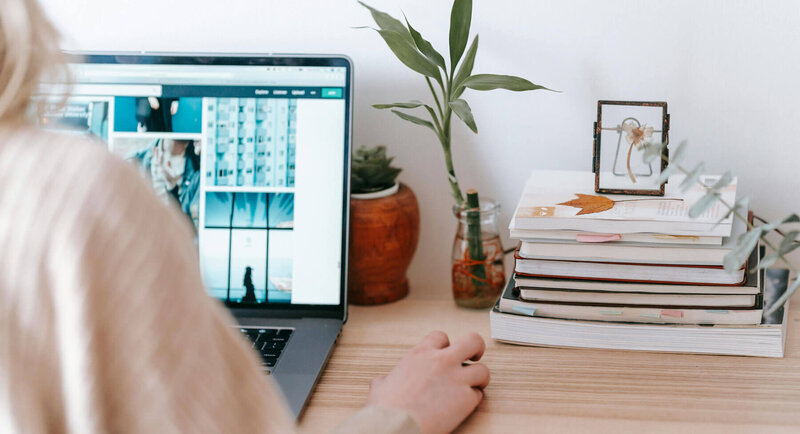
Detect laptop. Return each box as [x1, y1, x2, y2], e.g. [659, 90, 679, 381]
[37, 53, 353, 418]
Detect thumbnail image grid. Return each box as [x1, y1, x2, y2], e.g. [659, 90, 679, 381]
[201, 191, 295, 305]
[204, 97, 297, 188]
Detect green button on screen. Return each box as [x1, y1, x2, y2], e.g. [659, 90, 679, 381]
[322, 88, 343, 98]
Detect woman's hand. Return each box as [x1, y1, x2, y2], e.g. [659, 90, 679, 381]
[366, 331, 490, 434]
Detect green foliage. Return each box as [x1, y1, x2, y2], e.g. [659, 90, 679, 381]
[351, 145, 402, 194]
[649, 141, 800, 315]
[359, 0, 553, 206]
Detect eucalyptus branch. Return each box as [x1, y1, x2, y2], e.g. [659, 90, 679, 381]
[650, 142, 800, 314]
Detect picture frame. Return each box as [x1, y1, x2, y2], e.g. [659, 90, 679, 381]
[593, 100, 670, 196]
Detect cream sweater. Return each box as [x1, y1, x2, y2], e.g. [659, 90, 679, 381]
[0, 127, 418, 434]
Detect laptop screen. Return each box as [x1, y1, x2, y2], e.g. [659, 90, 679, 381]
[37, 55, 350, 309]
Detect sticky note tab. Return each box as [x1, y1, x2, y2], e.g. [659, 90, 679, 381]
[640, 313, 661, 319]
[661, 310, 684, 318]
[576, 233, 622, 243]
[512, 306, 536, 316]
[599, 310, 623, 316]
[706, 310, 729, 314]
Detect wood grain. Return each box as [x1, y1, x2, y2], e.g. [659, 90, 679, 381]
[298, 289, 800, 433]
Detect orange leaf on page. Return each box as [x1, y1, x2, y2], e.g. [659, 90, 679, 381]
[557, 194, 615, 215]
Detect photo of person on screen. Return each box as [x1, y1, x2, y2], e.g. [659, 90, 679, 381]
[128, 138, 201, 226]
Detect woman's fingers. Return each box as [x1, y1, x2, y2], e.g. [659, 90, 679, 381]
[460, 363, 490, 390]
[446, 332, 485, 362]
[417, 330, 450, 351]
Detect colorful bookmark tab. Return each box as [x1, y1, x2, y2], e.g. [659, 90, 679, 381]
[512, 306, 536, 316]
[599, 310, 623, 316]
[661, 310, 684, 318]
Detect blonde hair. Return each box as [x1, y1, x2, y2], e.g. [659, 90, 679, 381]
[0, 0, 65, 125]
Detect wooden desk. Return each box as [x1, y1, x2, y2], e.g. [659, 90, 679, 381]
[298, 290, 800, 433]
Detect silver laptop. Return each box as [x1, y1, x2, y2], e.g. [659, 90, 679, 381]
[38, 53, 352, 418]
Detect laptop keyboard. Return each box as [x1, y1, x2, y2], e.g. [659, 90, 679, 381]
[239, 327, 294, 373]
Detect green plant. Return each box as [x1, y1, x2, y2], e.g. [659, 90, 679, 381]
[642, 140, 799, 315]
[359, 0, 552, 206]
[359, 0, 554, 292]
[351, 145, 402, 194]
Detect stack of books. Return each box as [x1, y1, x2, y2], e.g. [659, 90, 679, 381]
[491, 170, 791, 357]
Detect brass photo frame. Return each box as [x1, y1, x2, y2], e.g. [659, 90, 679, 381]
[593, 100, 670, 196]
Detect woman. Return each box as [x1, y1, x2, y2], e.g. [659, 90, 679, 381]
[0, 1, 490, 433]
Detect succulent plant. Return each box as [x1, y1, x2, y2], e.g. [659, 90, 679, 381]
[351, 145, 402, 194]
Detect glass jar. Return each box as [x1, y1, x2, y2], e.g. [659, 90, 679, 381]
[451, 198, 506, 309]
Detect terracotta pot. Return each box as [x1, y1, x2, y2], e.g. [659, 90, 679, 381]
[348, 183, 420, 305]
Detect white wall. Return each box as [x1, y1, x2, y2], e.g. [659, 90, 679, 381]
[41, 0, 800, 297]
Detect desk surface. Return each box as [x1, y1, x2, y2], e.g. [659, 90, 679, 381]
[298, 289, 800, 433]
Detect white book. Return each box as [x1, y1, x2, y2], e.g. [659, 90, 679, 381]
[490, 269, 790, 357]
[517, 210, 747, 266]
[508, 226, 723, 245]
[518, 289, 755, 307]
[510, 170, 736, 237]
[515, 257, 746, 285]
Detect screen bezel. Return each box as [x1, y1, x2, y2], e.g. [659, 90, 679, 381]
[68, 52, 351, 321]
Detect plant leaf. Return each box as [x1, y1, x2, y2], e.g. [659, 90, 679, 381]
[557, 194, 615, 216]
[462, 74, 553, 92]
[375, 29, 441, 79]
[758, 251, 781, 270]
[390, 109, 435, 132]
[448, 99, 477, 133]
[449, 0, 472, 70]
[723, 227, 762, 271]
[765, 276, 800, 315]
[373, 100, 425, 109]
[405, 16, 446, 72]
[453, 34, 479, 98]
[715, 196, 749, 226]
[641, 142, 665, 164]
[710, 170, 734, 193]
[761, 214, 800, 232]
[359, 1, 414, 43]
[778, 230, 800, 256]
[680, 162, 705, 192]
[671, 140, 688, 165]
[688, 191, 719, 218]
[657, 160, 680, 184]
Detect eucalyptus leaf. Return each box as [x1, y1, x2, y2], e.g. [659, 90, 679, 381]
[761, 214, 800, 232]
[453, 35, 479, 98]
[710, 170, 734, 193]
[405, 16, 447, 71]
[657, 160, 680, 184]
[359, 2, 414, 43]
[765, 276, 800, 315]
[448, 0, 472, 70]
[715, 197, 749, 226]
[390, 109, 435, 132]
[641, 142, 664, 164]
[671, 140, 688, 165]
[758, 251, 781, 270]
[373, 100, 425, 109]
[778, 230, 800, 256]
[688, 191, 720, 218]
[376, 29, 441, 79]
[449, 99, 478, 133]
[680, 162, 705, 192]
[723, 227, 762, 271]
